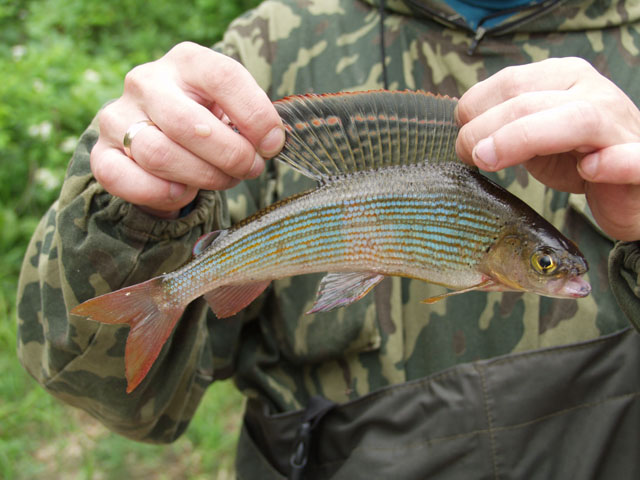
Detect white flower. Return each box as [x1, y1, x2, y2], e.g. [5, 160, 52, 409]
[83, 69, 101, 83]
[35, 168, 62, 191]
[12, 45, 27, 61]
[28, 121, 53, 139]
[33, 79, 45, 92]
[60, 136, 78, 153]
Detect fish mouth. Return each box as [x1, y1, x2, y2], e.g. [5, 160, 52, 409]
[546, 275, 592, 298]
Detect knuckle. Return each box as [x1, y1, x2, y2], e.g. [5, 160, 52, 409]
[509, 98, 532, 120]
[123, 64, 153, 96]
[210, 55, 259, 101]
[455, 101, 472, 124]
[217, 139, 254, 177]
[90, 147, 117, 189]
[573, 100, 601, 132]
[133, 189, 161, 207]
[97, 103, 129, 144]
[163, 106, 194, 143]
[514, 119, 536, 151]
[455, 125, 476, 160]
[216, 52, 242, 74]
[172, 44, 237, 88]
[243, 100, 277, 131]
[142, 142, 174, 173]
[199, 168, 238, 191]
[216, 177, 241, 191]
[167, 41, 201, 59]
[497, 65, 524, 98]
[565, 56, 594, 73]
[205, 55, 242, 89]
[97, 103, 119, 132]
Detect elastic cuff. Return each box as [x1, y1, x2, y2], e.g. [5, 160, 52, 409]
[104, 189, 226, 243]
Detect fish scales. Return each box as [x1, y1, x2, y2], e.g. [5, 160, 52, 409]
[163, 162, 504, 306]
[71, 90, 590, 393]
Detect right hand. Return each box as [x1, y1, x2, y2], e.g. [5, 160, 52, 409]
[90, 42, 285, 218]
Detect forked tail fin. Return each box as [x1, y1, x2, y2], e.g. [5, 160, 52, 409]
[70, 277, 184, 393]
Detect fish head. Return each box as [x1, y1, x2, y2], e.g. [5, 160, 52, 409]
[482, 220, 591, 299]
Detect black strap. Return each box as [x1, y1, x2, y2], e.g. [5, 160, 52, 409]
[288, 396, 336, 480]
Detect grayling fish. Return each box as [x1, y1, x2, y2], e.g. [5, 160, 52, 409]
[72, 90, 590, 392]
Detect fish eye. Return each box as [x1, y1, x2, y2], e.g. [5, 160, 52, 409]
[531, 250, 557, 275]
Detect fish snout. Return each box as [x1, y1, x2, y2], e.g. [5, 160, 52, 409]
[559, 275, 592, 298]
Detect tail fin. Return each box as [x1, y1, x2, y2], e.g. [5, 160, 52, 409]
[71, 277, 184, 393]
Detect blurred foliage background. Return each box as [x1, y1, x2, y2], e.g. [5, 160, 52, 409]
[0, 0, 261, 478]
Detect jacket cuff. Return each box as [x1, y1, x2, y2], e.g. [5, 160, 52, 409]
[609, 241, 640, 332]
[104, 189, 224, 243]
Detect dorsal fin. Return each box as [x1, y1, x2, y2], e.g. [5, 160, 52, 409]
[273, 90, 462, 181]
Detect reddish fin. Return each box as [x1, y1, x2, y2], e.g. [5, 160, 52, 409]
[421, 279, 496, 304]
[71, 277, 184, 393]
[204, 281, 271, 318]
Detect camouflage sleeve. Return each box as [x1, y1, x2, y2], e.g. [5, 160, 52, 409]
[609, 241, 640, 332]
[16, 1, 284, 442]
[16, 113, 230, 443]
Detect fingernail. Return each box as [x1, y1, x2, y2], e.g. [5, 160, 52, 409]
[258, 126, 286, 157]
[194, 124, 212, 137]
[473, 137, 498, 169]
[249, 152, 265, 178]
[169, 181, 187, 200]
[578, 154, 599, 179]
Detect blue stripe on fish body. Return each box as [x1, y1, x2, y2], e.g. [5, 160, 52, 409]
[164, 162, 509, 303]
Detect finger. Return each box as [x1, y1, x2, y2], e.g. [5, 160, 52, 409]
[124, 67, 268, 180]
[90, 141, 199, 213]
[524, 155, 586, 194]
[456, 57, 596, 123]
[470, 101, 633, 171]
[164, 43, 285, 157]
[456, 90, 573, 163]
[124, 113, 247, 190]
[586, 182, 640, 241]
[578, 143, 640, 184]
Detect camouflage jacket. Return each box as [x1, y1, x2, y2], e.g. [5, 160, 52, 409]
[17, 0, 640, 449]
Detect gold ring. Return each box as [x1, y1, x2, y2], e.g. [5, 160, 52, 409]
[123, 120, 155, 159]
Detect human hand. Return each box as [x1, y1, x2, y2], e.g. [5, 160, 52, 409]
[455, 57, 640, 241]
[90, 42, 285, 218]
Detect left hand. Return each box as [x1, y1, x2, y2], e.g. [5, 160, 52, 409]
[455, 57, 640, 242]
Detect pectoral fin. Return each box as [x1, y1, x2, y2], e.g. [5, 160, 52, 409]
[307, 272, 385, 314]
[193, 230, 227, 256]
[421, 279, 496, 304]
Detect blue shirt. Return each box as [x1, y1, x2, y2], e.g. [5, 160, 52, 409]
[445, 0, 544, 30]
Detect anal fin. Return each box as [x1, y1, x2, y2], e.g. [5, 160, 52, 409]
[307, 272, 384, 314]
[204, 281, 271, 318]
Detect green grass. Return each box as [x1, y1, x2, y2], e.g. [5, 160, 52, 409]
[0, 357, 244, 479]
[0, 0, 260, 478]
